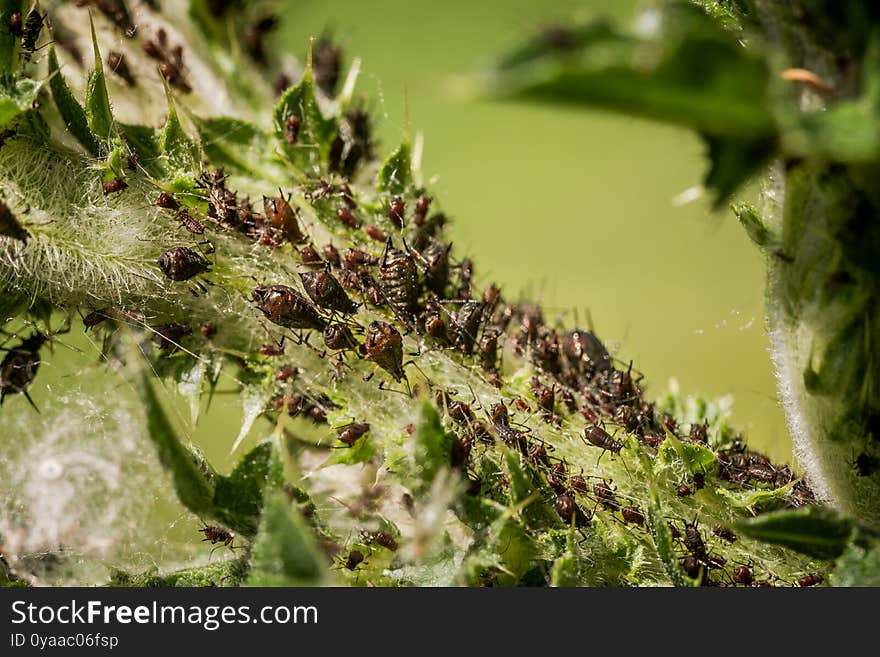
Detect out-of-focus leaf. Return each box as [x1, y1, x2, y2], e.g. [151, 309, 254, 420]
[213, 440, 284, 537]
[733, 202, 775, 249]
[49, 44, 96, 155]
[639, 452, 686, 586]
[0, 0, 21, 75]
[0, 77, 39, 130]
[736, 506, 855, 559]
[716, 482, 796, 513]
[702, 134, 776, 209]
[833, 542, 880, 587]
[409, 402, 453, 495]
[109, 558, 248, 587]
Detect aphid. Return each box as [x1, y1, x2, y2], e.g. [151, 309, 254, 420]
[158, 246, 211, 281]
[555, 494, 589, 527]
[621, 505, 645, 526]
[570, 474, 588, 495]
[682, 555, 702, 579]
[0, 332, 47, 409]
[676, 483, 693, 497]
[364, 320, 405, 382]
[530, 377, 555, 413]
[798, 573, 823, 587]
[200, 323, 217, 338]
[153, 323, 192, 350]
[693, 472, 705, 490]
[285, 115, 301, 145]
[8, 11, 21, 37]
[364, 530, 398, 552]
[251, 285, 326, 331]
[546, 461, 567, 494]
[103, 177, 128, 195]
[689, 422, 708, 443]
[338, 422, 370, 446]
[451, 301, 484, 354]
[259, 341, 285, 357]
[583, 424, 623, 456]
[712, 526, 737, 543]
[683, 519, 708, 561]
[142, 29, 190, 92]
[387, 195, 405, 229]
[336, 207, 361, 229]
[732, 565, 753, 586]
[592, 480, 619, 510]
[422, 309, 448, 341]
[451, 433, 473, 469]
[364, 225, 386, 242]
[244, 15, 278, 65]
[854, 451, 880, 477]
[322, 243, 341, 267]
[479, 331, 499, 371]
[299, 270, 359, 314]
[562, 329, 611, 373]
[156, 192, 181, 211]
[93, 0, 136, 37]
[323, 323, 360, 353]
[0, 200, 29, 243]
[107, 51, 136, 86]
[263, 193, 305, 243]
[413, 194, 431, 224]
[456, 257, 473, 299]
[300, 245, 323, 265]
[338, 183, 356, 208]
[329, 108, 372, 176]
[343, 550, 364, 571]
[313, 36, 342, 96]
[177, 209, 206, 235]
[21, 8, 44, 59]
[667, 522, 681, 540]
[344, 247, 378, 269]
[200, 524, 234, 550]
[83, 308, 114, 330]
[527, 441, 549, 466]
[378, 239, 420, 319]
[417, 239, 451, 296]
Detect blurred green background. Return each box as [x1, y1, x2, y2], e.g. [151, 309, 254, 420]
[279, 0, 790, 461]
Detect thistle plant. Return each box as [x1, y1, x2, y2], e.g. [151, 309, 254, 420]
[0, 0, 877, 588]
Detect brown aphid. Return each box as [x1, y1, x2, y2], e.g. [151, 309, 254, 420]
[177, 209, 205, 235]
[733, 565, 753, 586]
[244, 15, 278, 65]
[0, 333, 47, 409]
[285, 114, 301, 144]
[546, 461, 567, 494]
[373, 530, 398, 551]
[479, 331, 499, 371]
[20, 8, 44, 59]
[683, 520, 708, 561]
[200, 524, 234, 548]
[527, 441, 549, 466]
[300, 245, 322, 265]
[83, 308, 114, 329]
[712, 526, 737, 543]
[413, 194, 431, 224]
[158, 246, 211, 281]
[93, 0, 136, 37]
[276, 365, 298, 382]
[387, 195, 405, 229]
[689, 422, 708, 443]
[263, 194, 305, 243]
[364, 225, 386, 242]
[583, 424, 623, 455]
[621, 505, 645, 526]
[593, 481, 619, 510]
[107, 51, 136, 86]
[364, 320, 405, 382]
[343, 550, 364, 571]
[8, 11, 22, 37]
[323, 244, 342, 267]
[336, 207, 361, 229]
[570, 474, 588, 495]
[259, 342, 285, 357]
[676, 483, 693, 497]
[153, 323, 192, 349]
[423, 312, 447, 341]
[156, 192, 181, 211]
[378, 239, 420, 318]
[530, 377, 554, 413]
[667, 522, 681, 541]
[344, 247, 378, 269]
[417, 239, 451, 295]
[682, 555, 702, 579]
[451, 433, 473, 469]
[323, 323, 360, 353]
[251, 285, 326, 331]
[555, 494, 589, 527]
[693, 472, 705, 490]
[338, 183, 356, 208]
[102, 177, 128, 195]
[798, 573, 824, 587]
[200, 323, 217, 338]
[329, 108, 372, 176]
[299, 270, 359, 314]
[451, 301, 484, 355]
[339, 422, 370, 446]
[313, 37, 342, 96]
[0, 200, 28, 244]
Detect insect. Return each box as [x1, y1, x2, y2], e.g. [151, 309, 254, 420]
[689, 422, 708, 443]
[530, 377, 555, 414]
[251, 285, 326, 331]
[451, 301, 484, 355]
[338, 422, 370, 447]
[102, 177, 128, 195]
[199, 523, 235, 556]
[337, 183, 357, 208]
[479, 331, 499, 371]
[555, 493, 590, 527]
[21, 8, 45, 60]
[299, 270, 359, 314]
[451, 433, 473, 469]
[142, 28, 190, 92]
[322, 322, 361, 355]
[329, 108, 372, 177]
[285, 115, 301, 144]
[82, 308, 114, 330]
[313, 36, 342, 96]
[177, 209, 206, 236]
[152, 323, 192, 350]
[92, 0, 137, 36]
[712, 526, 737, 543]
[299, 246, 322, 266]
[456, 258, 473, 299]
[343, 247, 378, 269]
[8, 11, 21, 37]
[0, 332, 48, 410]
[683, 519, 708, 562]
[413, 194, 431, 225]
[378, 238, 420, 321]
[157, 246, 211, 282]
[107, 51, 136, 86]
[263, 193, 305, 243]
[620, 505, 645, 526]
[364, 225, 386, 242]
[415, 239, 451, 296]
[592, 480, 619, 511]
[0, 200, 29, 243]
[682, 555, 702, 579]
[363, 320, 406, 383]
[693, 472, 705, 490]
[570, 474, 588, 495]
[259, 340, 285, 357]
[275, 365, 298, 382]
[797, 573, 824, 587]
[562, 329, 612, 373]
[387, 195, 405, 229]
[732, 565, 753, 586]
[336, 207, 361, 229]
[243, 15, 278, 65]
[342, 550, 364, 571]
[322, 244, 341, 267]
[582, 424, 624, 457]
[676, 483, 693, 497]
[156, 192, 181, 211]
[200, 323, 217, 338]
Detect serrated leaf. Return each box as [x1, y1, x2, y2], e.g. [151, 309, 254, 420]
[272, 69, 335, 169]
[716, 481, 796, 513]
[501, 448, 558, 529]
[197, 116, 282, 179]
[639, 452, 687, 587]
[160, 81, 197, 172]
[213, 440, 284, 537]
[326, 432, 377, 466]
[48, 45, 99, 154]
[118, 121, 161, 174]
[377, 139, 411, 195]
[735, 506, 855, 559]
[246, 491, 328, 586]
[663, 433, 716, 473]
[85, 16, 113, 145]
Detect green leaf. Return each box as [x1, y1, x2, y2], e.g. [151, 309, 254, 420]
[639, 452, 687, 587]
[702, 134, 776, 209]
[246, 491, 328, 586]
[716, 482, 796, 513]
[197, 116, 283, 179]
[213, 440, 284, 537]
[109, 558, 248, 587]
[272, 68, 335, 169]
[0, 76, 40, 130]
[118, 121, 161, 173]
[85, 16, 113, 145]
[0, 0, 22, 75]
[735, 507, 855, 559]
[49, 44, 97, 155]
[410, 402, 453, 495]
[160, 81, 197, 172]
[136, 371, 217, 519]
[733, 201, 776, 250]
[377, 138, 411, 195]
[833, 542, 880, 587]
[501, 448, 558, 529]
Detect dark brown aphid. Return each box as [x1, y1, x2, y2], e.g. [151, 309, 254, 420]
[451, 301, 484, 355]
[322, 244, 341, 267]
[107, 51, 136, 86]
[693, 472, 705, 490]
[251, 285, 325, 331]
[583, 424, 623, 455]
[102, 177, 128, 195]
[128, 149, 140, 169]
[682, 555, 702, 579]
[263, 194, 305, 243]
[387, 196, 405, 229]
[313, 36, 342, 96]
[259, 341, 285, 357]
[200, 524, 234, 548]
[733, 565, 753, 585]
[299, 270, 359, 314]
[798, 573, 823, 587]
[276, 365, 298, 382]
[156, 192, 181, 211]
[323, 323, 360, 353]
[479, 331, 499, 371]
[343, 550, 364, 571]
[683, 520, 708, 561]
[413, 194, 431, 224]
[339, 422, 370, 446]
[83, 308, 114, 329]
[562, 329, 612, 373]
[21, 8, 44, 59]
[158, 246, 211, 281]
[362, 530, 398, 552]
[0, 332, 47, 409]
[244, 15, 278, 65]
[338, 183, 357, 208]
[200, 323, 217, 338]
[364, 321, 405, 382]
[8, 11, 22, 37]
[142, 29, 191, 92]
[153, 323, 192, 349]
[527, 441, 549, 466]
[285, 114, 301, 145]
[0, 200, 28, 244]
[300, 245, 322, 265]
[336, 207, 361, 229]
[423, 311, 447, 341]
[364, 225, 386, 242]
[676, 483, 693, 497]
[451, 433, 473, 469]
[593, 481, 619, 510]
[667, 522, 681, 541]
[570, 474, 588, 495]
[177, 209, 206, 235]
[530, 377, 555, 413]
[546, 461, 567, 494]
[712, 526, 737, 543]
[854, 451, 880, 477]
[378, 239, 420, 319]
[344, 247, 378, 269]
[620, 505, 645, 526]
[555, 494, 589, 527]
[93, 0, 136, 37]
[689, 422, 708, 443]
